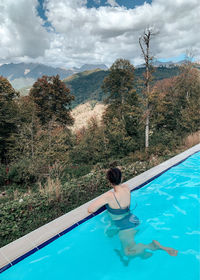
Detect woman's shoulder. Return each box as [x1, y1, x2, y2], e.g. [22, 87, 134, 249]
[121, 183, 130, 193]
[103, 190, 114, 199]
[121, 183, 129, 189]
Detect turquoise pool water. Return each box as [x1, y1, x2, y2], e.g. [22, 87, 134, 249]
[1, 152, 200, 280]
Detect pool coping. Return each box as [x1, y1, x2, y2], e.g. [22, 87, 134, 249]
[0, 143, 200, 273]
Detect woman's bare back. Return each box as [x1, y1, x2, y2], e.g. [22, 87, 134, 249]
[107, 184, 130, 209]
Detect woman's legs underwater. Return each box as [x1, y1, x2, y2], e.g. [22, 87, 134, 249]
[118, 229, 178, 259]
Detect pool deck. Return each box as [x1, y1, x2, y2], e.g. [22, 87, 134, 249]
[0, 143, 200, 271]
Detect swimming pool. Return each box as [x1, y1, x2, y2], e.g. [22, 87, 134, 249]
[1, 151, 200, 280]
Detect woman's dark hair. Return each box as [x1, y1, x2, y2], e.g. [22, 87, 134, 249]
[106, 168, 122, 185]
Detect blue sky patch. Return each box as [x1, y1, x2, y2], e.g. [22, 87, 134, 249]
[36, 0, 51, 27]
[86, 0, 152, 9]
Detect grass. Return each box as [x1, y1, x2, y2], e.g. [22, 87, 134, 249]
[184, 131, 200, 148]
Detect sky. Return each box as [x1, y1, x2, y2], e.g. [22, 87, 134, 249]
[0, 0, 200, 68]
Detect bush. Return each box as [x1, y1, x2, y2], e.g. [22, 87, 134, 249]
[0, 170, 110, 247]
[63, 164, 92, 180]
[8, 159, 37, 185]
[150, 129, 181, 149]
[0, 195, 68, 247]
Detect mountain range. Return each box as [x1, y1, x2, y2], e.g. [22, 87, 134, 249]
[0, 60, 193, 90]
[0, 62, 108, 89]
[1, 60, 198, 108]
[0, 60, 194, 90]
[136, 59, 191, 68]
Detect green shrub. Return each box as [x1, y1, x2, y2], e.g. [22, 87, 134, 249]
[63, 164, 92, 180]
[0, 196, 67, 247]
[150, 129, 181, 149]
[0, 171, 109, 247]
[8, 159, 37, 185]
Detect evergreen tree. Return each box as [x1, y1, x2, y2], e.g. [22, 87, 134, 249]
[102, 59, 135, 114]
[102, 59, 142, 154]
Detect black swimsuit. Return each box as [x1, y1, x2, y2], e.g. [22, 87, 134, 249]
[106, 192, 140, 230]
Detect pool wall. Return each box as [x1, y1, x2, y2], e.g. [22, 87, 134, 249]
[0, 143, 200, 273]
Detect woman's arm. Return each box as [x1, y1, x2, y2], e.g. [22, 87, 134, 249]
[88, 193, 110, 213]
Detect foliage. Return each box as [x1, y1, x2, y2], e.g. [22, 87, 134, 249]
[63, 67, 181, 108]
[64, 70, 108, 107]
[102, 59, 143, 154]
[62, 164, 92, 180]
[8, 96, 40, 161]
[7, 159, 38, 185]
[175, 64, 200, 133]
[30, 75, 74, 126]
[102, 59, 135, 104]
[0, 76, 19, 163]
[0, 170, 108, 247]
[7, 94, 74, 185]
[69, 117, 109, 164]
[8, 126, 73, 186]
[151, 64, 200, 142]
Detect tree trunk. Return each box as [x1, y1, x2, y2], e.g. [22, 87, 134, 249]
[139, 28, 155, 150]
[145, 60, 150, 149]
[31, 112, 34, 158]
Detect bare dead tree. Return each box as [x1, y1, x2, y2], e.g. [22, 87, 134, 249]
[139, 27, 157, 149]
[185, 48, 196, 64]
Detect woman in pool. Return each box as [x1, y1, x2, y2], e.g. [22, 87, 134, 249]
[88, 167, 178, 261]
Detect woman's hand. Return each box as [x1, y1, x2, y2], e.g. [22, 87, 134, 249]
[87, 207, 93, 214]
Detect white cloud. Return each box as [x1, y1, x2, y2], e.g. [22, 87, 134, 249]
[0, 0, 50, 61]
[0, 0, 200, 68]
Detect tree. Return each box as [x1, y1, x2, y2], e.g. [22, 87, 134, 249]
[9, 96, 40, 160]
[150, 64, 200, 147]
[8, 93, 74, 185]
[151, 77, 178, 131]
[139, 28, 157, 149]
[29, 75, 74, 127]
[69, 117, 108, 165]
[0, 76, 18, 163]
[102, 59, 136, 123]
[174, 64, 200, 134]
[102, 59, 142, 154]
[102, 59, 140, 127]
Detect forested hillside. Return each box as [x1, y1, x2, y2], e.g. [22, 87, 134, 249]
[63, 69, 108, 107]
[64, 66, 180, 107]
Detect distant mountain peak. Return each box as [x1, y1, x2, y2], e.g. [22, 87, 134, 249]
[136, 59, 190, 68]
[79, 64, 108, 71]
